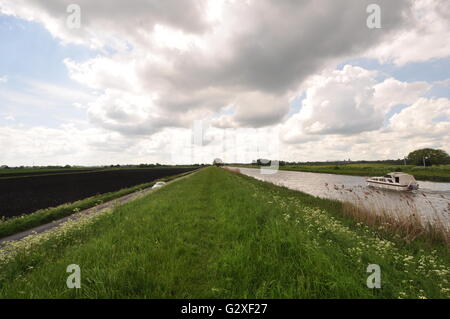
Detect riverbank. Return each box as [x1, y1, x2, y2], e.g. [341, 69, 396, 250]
[234, 166, 450, 243]
[0, 167, 448, 298]
[237, 164, 450, 182]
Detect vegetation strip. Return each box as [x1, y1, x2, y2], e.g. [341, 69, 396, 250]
[0, 187, 154, 247]
[0, 170, 197, 239]
[0, 167, 448, 298]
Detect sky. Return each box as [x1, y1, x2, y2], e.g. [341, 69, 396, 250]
[0, 0, 449, 166]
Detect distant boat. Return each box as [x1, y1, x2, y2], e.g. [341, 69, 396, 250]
[366, 172, 419, 191]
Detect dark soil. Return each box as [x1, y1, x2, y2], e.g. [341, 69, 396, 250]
[0, 169, 98, 178]
[0, 168, 196, 218]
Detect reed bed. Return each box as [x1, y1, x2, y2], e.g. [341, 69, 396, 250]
[341, 201, 449, 245]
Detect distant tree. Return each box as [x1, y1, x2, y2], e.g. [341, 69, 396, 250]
[407, 148, 450, 166]
[64, 165, 71, 168]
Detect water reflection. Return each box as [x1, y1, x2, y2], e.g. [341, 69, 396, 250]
[233, 167, 450, 231]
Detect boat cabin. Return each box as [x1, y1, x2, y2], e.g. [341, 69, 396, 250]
[383, 172, 416, 185]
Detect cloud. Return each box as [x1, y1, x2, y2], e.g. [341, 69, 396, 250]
[0, 75, 7, 83]
[387, 97, 450, 138]
[24, 79, 94, 103]
[434, 78, 450, 87]
[7, 0, 411, 135]
[158, 0, 410, 93]
[1, 0, 449, 165]
[2, 96, 449, 166]
[0, 122, 281, 165]
[86, 89, 177, 136]
[373, 78, 430, 111]
[212, 91, 290, 128]
[0, 0, 210, 49]
[282, 65, 431, 142]
[366, 0, 450, 65]
[0, 124, 172, 166]
[0, 78, 92, 105]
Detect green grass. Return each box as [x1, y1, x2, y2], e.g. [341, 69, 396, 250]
[0, 167, 448, 298]
[0, 170, 195, 239]
[237, 164, 450, 182]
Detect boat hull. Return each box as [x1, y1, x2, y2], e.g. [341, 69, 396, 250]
[366, 180, 418, 191]
[367, 182, 407, 191]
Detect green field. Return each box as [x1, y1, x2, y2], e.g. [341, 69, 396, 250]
[238, 164, 450, 182]
[0, 167, 448, 298]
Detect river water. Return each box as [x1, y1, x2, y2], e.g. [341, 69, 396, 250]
[232, 167, 450, 232]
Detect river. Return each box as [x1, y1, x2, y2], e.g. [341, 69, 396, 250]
[232, 167, 450, 232]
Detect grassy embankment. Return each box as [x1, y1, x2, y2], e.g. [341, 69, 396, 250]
[0, 167, 448, 298]
[0, 170, 196, 239]
[238, 164, 450, 182]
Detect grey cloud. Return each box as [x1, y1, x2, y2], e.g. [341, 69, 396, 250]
[89, 112, 178, 136]
[157, 88, 231, 113]
[17, 0, 209, 34]
[4, 0, 415, 133]
[162, 0, 411, 93]
[137, 0, 412, 128]
[232, 91, 290, 128]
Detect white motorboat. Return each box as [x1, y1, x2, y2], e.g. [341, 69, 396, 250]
[366, 172, 419, 191]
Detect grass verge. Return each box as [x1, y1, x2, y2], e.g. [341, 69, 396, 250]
[0, 170, 196, 239]
[0, 167, 448, 298]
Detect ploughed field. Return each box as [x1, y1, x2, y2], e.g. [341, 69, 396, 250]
[0, 168, 196, 218]
[0, 168, 97, 178]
